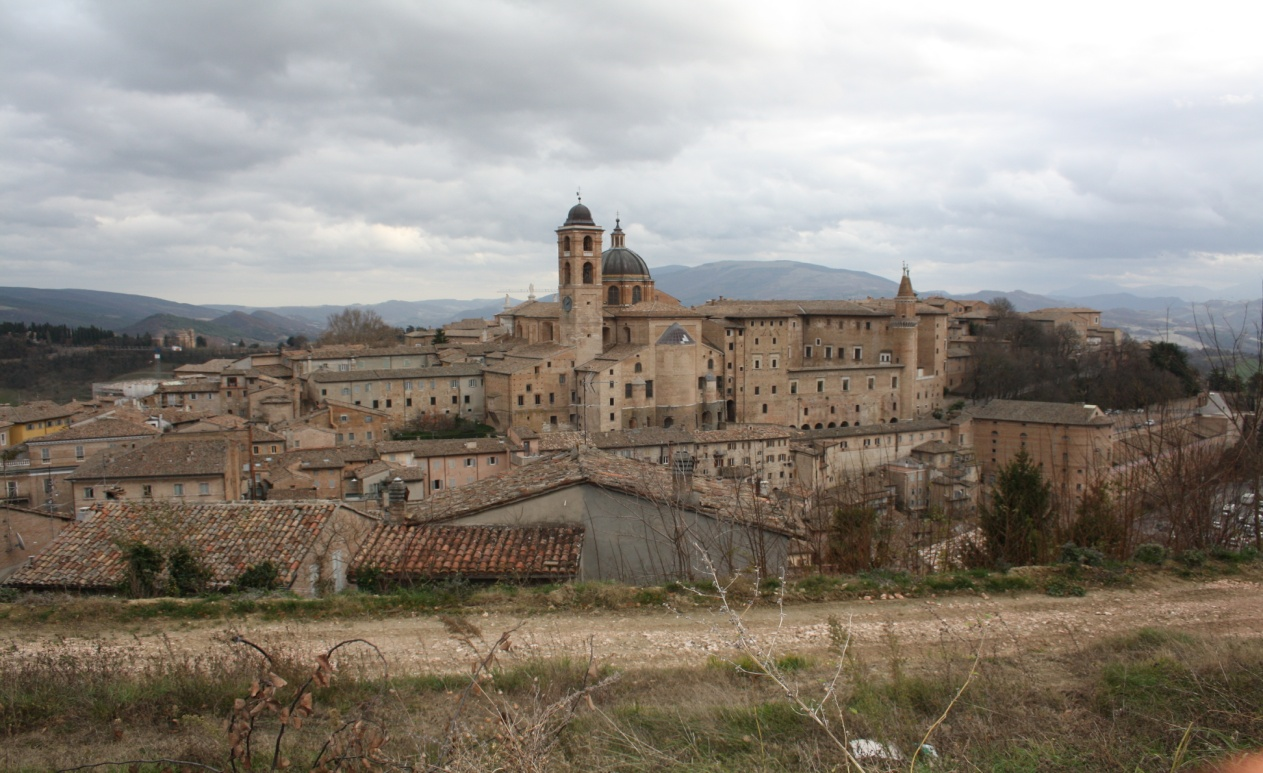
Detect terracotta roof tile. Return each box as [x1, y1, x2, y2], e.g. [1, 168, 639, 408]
[376, 437, 508, 456]
[68, 439, 232, 481]
[5, 501, 366, 591]
[0, 401, 83, 424]
[27, 418, 160, 444]
[966, 399, 1112, 426]
[308, 364, 483, 384]
[401, 448, 801, 536]
[353, 524, 583, 579]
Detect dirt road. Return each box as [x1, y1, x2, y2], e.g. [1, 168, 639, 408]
[6, 577, 1262, 672]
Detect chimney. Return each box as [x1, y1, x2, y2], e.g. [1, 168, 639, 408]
[386, 477, 407, 523]
[672, 451, 696, 506]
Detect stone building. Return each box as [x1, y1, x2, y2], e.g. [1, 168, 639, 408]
[963, 399, 1114, 501]
[489, 200, 945, 434]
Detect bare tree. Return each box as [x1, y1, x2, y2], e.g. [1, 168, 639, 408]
[319, 308, 401, 347]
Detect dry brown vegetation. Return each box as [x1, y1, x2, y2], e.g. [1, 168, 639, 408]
[4, 569, 1263, 771]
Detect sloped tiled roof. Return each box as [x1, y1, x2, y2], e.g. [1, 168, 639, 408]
[273, 445, 378, 469]
[375, 437, 508, 456]
[353, 524, 583, 580]
[68, 439, 231, 482]
[967, 399, 1112, 427]
[5, 501, 365, 591]
[26, 418, 160, 444]
[402, 448, 801, 536]
[0, 401, 83, 424]
[308, 364, 484, 384]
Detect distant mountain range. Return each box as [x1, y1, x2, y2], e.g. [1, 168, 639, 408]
[0, 261, 1257, 348]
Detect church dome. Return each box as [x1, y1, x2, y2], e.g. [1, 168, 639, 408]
[602, 246, 651, 278]
[564, 202, 595, 226]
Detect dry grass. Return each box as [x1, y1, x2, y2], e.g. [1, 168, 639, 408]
[2, 616, 1261, 771]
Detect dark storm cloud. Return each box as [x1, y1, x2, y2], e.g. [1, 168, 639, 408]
[0, 0, 1259, 304]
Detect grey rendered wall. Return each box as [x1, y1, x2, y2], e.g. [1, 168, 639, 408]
[445, 484, 789, 584]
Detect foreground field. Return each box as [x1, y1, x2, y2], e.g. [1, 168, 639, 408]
[3, 572, 1263, 770]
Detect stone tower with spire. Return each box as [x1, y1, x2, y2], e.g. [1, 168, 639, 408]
[893, 264, 920, 419]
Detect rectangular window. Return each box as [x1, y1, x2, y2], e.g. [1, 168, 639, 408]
[645, 380, 654, 398]
[762, 404, 768, 414]
[892, 376, 899, 388]
[880, 352, 892, 364]
[75, 445, 85, 460]
[197, 482, 210, 496]
[853, 347, 862, 361]
[825, 346, 833, 359]
[625, 383, 633, 398]
[465, 458, 475, 467]
[450, 380, 459, 388]
[842, 378, 851, 391]
[468, 378, 478, 387]
[173, 484, 184, 496]
[142, 484, 152, 498]
[868, 376, 876, 390]
[817, 379, 825, 393]
[790, 381, 798, 394]
[753, 358, 761, 370]
[84, 486, 95, 499]
[559, 374, 567, 384]
[364, 416, 374, 424]
[489, 457, 497, 465]
[40, 448, 50, 462]
[805, 346, 813, 358]
[535, 394, 541, 405]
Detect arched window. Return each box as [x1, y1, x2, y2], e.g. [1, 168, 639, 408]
[707, 358, 714, 370]
[608, 285, 620, 305]
[563, 262, 571, 285]
[563, 236, 571, 255]
[634, 362, 642, 373]
[583, 235, 593, 253]
[632, 285, 642, 303]
[622, 326, 631, 343]
[582, 262, 593, 284]
[802, 424, 811, 430]
[663, 417, 674, 428]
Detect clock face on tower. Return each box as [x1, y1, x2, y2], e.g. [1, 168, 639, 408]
[561, 296, 573, 312]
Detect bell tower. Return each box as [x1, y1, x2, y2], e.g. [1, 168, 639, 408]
[557, 194, 604, 365]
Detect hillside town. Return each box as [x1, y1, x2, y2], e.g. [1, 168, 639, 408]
[0, 202, 1252, 593]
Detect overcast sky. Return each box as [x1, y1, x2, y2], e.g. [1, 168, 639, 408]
[1, 1, 1259, 306]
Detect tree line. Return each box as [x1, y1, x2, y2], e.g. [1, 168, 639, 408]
[0, 322, 154, 350]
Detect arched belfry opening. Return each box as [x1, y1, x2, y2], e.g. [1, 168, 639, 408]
[583, 262, 593, 284]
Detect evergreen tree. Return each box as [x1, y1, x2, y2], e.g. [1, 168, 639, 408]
[980, 449, 1054, 566]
